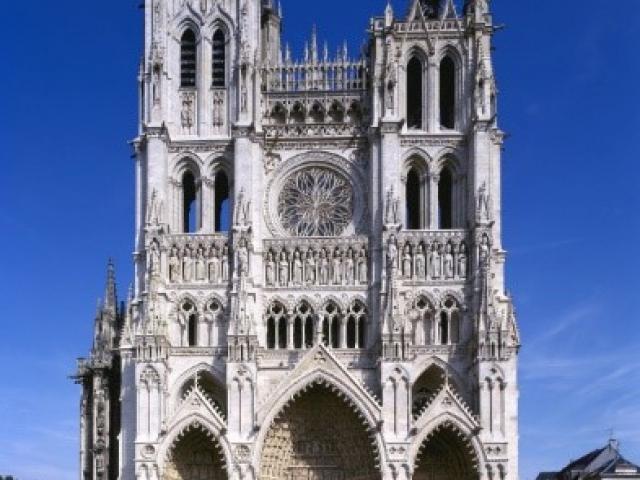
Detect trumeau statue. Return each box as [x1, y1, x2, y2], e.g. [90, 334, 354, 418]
[75, 1, 520, 479]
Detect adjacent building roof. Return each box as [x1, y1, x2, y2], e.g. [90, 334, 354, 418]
[537, 441, 640, 480]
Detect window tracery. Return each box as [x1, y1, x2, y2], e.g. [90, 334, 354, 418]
[278, 168, 354, 237]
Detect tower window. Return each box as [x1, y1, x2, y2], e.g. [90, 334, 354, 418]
[440, 56, 456, 129]
[438, 167, 453, 229]
[407, 57, 423, 129]
[182, 171, 199, 233]
[212, 29, 226, 88]
[188, 314, 198, 346]
[406, 167, 423, 229]
[214, 171, 230, 232]
[180, 29, 197, 88]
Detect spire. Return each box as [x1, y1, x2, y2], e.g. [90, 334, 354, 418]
[385, 1, 394, 27]
[310, 25, 318, 63]
[103, 259, 117, 314]
[323, 41, 329, 62]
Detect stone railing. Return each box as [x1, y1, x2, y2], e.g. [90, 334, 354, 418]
[163, 234, 230, 286]
[263, 237, 369, 289]
[262, 59, 368, 93]
[396, 19, 464, 33]
[392, 230, 469, 283]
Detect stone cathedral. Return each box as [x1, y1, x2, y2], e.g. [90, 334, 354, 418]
[74, 0, 520, 479]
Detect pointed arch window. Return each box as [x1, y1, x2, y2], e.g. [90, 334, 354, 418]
[439, 297, 461, 345]
[180, 29, 197, 88]
[346, 301, 367, 349]
[406, 164, 428, 230]
[212, 29, 226, 88]
[293, 302, 315, 349]
[438, 166, 454, 230]
[407, 57, 424, 130]
[321, 302, 342, 349]
[182, 171, 200, 233]
[440, 56, 456, 129]
[188, 313, 198, 346]
[213, 170, 230, 233]
[266, 302, 288, 350]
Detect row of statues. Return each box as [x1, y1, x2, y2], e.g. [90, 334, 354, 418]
[265, 246, 368, 288]
[388, 238, 468, 281]
[168, 243, 230, 284]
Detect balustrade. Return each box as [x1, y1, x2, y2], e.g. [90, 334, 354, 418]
[262, 59, 368, 93]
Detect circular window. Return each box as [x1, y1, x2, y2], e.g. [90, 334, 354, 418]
[277, 167, 354, 237]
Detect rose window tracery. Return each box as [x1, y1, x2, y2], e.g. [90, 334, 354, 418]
[278, 168, 354, 237]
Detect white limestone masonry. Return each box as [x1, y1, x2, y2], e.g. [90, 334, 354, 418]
[75, 1, 520, 479]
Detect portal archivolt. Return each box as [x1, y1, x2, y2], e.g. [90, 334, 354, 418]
[163, 423, 226, 480]
[414, 422, 479, 480]
[260, 384, 380, 480]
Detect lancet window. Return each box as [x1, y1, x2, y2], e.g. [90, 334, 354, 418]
[213, 170, 230, 233]
[321, 301, 342, 349]
[407, 56, 424, 129]
[440, 56, 456, 130]
[211, 29, 226, 88]
[412, 296, 435, 346]
[265, 300, 367, 350]
[293, 302, 315, 349]
[346, 300, 367, 349]
[406, 162, 428, 230]
[180, 29, 197, 88]
[266, 301, 288, 350]
[438, 166, 454, 229]
[438, 296, 461, 345]
[182, 170, 200, 233]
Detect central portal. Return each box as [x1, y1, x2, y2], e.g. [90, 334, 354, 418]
[260, 384, 380, 480]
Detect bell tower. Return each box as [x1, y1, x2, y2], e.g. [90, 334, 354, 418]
[76, 1, 520, 479]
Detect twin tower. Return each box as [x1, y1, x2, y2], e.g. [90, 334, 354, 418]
[75, 1, 521, 479]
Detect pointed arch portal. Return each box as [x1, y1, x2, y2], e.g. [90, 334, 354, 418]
[414, 423, 479, 480]
[163, 424, 226, 480]
[259, 384, 380, 480]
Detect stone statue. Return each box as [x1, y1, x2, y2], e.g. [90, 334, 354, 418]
[429, 244, 442, 279]
[458, 243, 468, 278]
[237, 239, 249, 277]
[293, 250, 303, 285]
[357, 248, 367, 285]
[332, 250, 343, 285]
[194, 246, 205, 281]
[477, 182, 491, 222]
[444, 243, 455, 279]
[387, 235, 399, 274]
[182, 246, 193, 282]
[221, 246, 230, 281]
[402, 246, 412, 278]
[479, 234, 491, 268]
[265, 251, 276, 286]
[319, 250, 329, 285]
[181, 96, 194, 133]
[279, 251, 289, 286]
[385, 187, 400, 225]
[169, 246, 180, 282]
[305, 251, 317, 285]
[415, 244, 426, 279]
[344, 249, 355, 285]
[148, 240, 161, 277]
[208, 247, 220, 284]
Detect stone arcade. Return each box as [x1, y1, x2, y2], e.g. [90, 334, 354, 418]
[74, 0, 520, 479]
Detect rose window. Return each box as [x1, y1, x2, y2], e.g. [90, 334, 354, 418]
[278, 168, 353, 237]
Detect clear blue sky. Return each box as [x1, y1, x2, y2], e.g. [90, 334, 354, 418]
[1, 1, 639, 479]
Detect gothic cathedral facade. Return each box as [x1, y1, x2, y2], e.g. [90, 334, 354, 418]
[75, 0, 520, 479]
